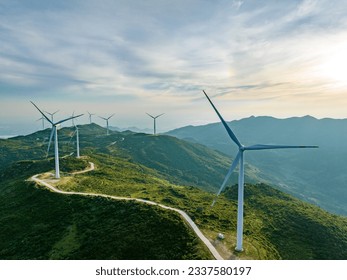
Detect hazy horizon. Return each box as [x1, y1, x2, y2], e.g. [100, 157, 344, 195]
[1, 113, 346, 137]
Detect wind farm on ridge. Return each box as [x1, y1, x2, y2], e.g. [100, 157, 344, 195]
[24, 90, 326, 258]
[1, 0, 347, 266]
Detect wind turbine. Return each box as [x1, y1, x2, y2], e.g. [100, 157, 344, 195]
[203, 90, 318, 252]
[71, 111, 75, 126]
[146, 113, 164, 135]
[37, 116, 45, 130]
[69, 125, 81, 158]
[87, 111, 95, 124]
[45, 110, 59, 123]
[31, 101, 83, 179]
[99, 114, 114, 135]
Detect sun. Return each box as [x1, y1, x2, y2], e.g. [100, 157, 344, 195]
[318, 45, 347, 86]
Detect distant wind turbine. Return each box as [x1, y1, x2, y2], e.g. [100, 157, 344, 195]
[37, 116, 45, 130]
[71, 111, 75, 126]
[31, 101, 83, 179]
[99, 114, 114, 135]
[146, 113, 164, 135]
[87, 111, 95, 124]
[203, 90, 318, 252]
[69, 125, 81, 158]
[44, 110, 59, 123]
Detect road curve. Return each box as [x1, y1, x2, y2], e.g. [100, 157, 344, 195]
[29, 162, 223, 260]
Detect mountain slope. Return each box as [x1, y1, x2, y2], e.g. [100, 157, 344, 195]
[1, 124, 264, 194]
[52, 153, 347, 260]
[1, 125, 346, 259]
[167, 116, 347, 215]
[105, 133, 238, 191]
[224, 183, 347, 259]
[0, 123, 106, 171]
[0, 160, 212, 260]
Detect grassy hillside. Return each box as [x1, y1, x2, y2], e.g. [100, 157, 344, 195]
[224, 184, 347, 259]
[0, 124, 262, 192]
[0, 124, 106, 171]
[52, 153, 347, 260]
[106, 133, 234, 191]
[1, 125, 346, 260]
[0, 160, 212, 260]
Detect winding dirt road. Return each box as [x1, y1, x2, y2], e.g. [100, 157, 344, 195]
[29, 162, 223, 260]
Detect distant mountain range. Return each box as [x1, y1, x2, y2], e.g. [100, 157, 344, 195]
[167, 115, 347, 216]
[109, 126, 153, 134]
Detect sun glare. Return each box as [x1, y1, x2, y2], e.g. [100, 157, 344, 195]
[318, 45, 347, 86]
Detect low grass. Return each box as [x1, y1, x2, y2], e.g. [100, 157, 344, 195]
[0, 160, 213, 260]
[52, 153, 347, 260]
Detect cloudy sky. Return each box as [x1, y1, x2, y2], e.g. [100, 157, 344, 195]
[1, 0, 347, 134]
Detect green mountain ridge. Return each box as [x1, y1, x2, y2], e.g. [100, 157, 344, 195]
[0, 124, 346, 259]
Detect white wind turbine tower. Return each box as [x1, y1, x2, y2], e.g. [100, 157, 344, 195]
[31, 101, 83, 179]
[87, 111, 95, 124]
[69, 125, 81, 158]
[99, 114, 114, 135]
[146, 113, 164, 135]
[203, 90, 318, 252]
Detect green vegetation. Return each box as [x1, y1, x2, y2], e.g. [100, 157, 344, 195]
[0, 124, 346, 260]
[0, 161, 212, 260]
[55, 152, 347, 260]
[224, 184, 347, 259]
[1, 125, 262, 192]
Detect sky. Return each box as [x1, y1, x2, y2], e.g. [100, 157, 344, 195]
[1, 0, 347, 135]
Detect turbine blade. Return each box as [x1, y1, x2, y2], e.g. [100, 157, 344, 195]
[98, 116, 107, 120]
[202, 90, 242, 148]
[68, 130, 77, 145]
[212, 151, 241, 206]
[47, 127, 55, 156]
[107, 114, 115, 120]
[146, 113, 155, 119]
[155, 113, 165, 118]
[30, 101, 53, 124]
[55, 114, 84, 125]
[52, 110, 59, 115]
[244, 144, 319, 151]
